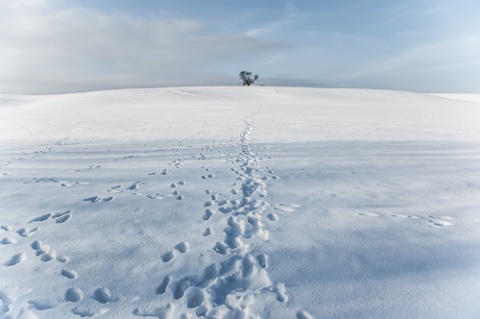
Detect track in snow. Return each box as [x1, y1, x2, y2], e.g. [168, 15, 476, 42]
[0, 117, 313, 319]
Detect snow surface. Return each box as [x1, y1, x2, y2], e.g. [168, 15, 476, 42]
[1, 86, 480, 319]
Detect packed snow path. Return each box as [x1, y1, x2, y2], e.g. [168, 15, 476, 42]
[1, 87, 480, 319]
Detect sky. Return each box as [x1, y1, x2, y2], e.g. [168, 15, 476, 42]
[1, 0, 479, 94]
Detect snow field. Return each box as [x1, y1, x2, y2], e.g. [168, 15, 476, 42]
[1, 87, 480, 318]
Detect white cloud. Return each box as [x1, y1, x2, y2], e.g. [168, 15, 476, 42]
[0, 1, 282, 94]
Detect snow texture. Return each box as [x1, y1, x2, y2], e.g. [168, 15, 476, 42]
[1, 87, 480, 319]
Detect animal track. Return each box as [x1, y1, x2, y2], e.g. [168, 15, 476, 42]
[31, 240, 59, 262]
[83, 196, 114, 203]
[186, 287, 204, 308]
[201, 174, 215, 180]
[203, 209, 215, 221]
[149, 119, 287, 317]
[74, 165, 101, 172]
[65, 287, 83, 302]
[134, 304, 174, 318]
[52, 210, 72, 219]
[109, 185, 122, 192]
[16, 227, 39, 237]
[114, 155, 135, 161]
[24, 177, 87, 187]
[203, 228, 212, 236]
[267, 213, 279, 221]
[155, 275, 171, 295]
[29, 299, 59, 310]
[27, 211, 73, 227]
[161, 251, 175, 263]
[29, 214, 51, 223]
[1, 237, 15, 245]
[56, 214, 71, 224]
[72, 306, 108, 317]
[92, 288, 118, 304]
[4, 253, 26, 266]
[174, 242, 189, 253]
[428, 216, 454, 228]
[297, 310, 316, 319]
[61, 269, 77, 279]
[273, 203, 299, 213]
[359, 212, 455, 228]
[31, 240, 44, 252]
[2, 118, 288, 318]
[256, 253, 269, 268]
[127, 181, 143, 191]
[359, 212, 381, 217]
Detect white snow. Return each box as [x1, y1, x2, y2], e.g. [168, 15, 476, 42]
[1, 86, 479, 319]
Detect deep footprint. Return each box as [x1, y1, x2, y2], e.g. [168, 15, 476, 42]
[4, 253, 26, 266]
[92, 288, 118, 304]
[155, 275, 171, 295]
[65, 288, 83, 302]
[174, 242, 189, 253]
[161, 251, 175, 263]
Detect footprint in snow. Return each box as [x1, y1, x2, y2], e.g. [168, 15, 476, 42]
[1, 237, 16, 245]
[28, 210, 72, 225]
[359, 212, 381, 217]
[29, 214, 51, 223]
[297, 310, 316, 319]
[31, 240, 56, 262]
[127, 181, 143, 191]
[267, 213, 279, 221]
[29, 299, 59, 310]
[360, 211, 454, 228]
[55, 214, 71, 224]
[203, 228, 212, 236]
[391, 214, 410, 218]
[16, 227, 39, 237]
[72, 306, 108, 317]
[65, 287, 83, 302]
[174, 242, 189, 254]
[4, 253, 26, 266]
[203, 209, 215, 221]
[83, 196, 114, 203]
[61, 269, 77, 279]
[161, 242, 188, 263]
[170, 181, 186, 188]
[108, 185, 123, 193]
[134, 304, 174, 318]
[428, 216, 454, 228]
[273, 203, 299, 213]
[155, 275, 171, 295]
[161, 251, 175, 263]
[92, 288, 118, 304]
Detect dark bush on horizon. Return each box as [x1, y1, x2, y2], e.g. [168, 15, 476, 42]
[239, 71, 259, 86]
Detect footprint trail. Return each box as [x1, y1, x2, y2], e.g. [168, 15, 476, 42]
[155, 116, 289, 318]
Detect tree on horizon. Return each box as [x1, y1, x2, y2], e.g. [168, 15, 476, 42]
[239, 71, 259, 86]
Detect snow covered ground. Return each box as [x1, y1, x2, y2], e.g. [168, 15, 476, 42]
[1, 87, 480, 319]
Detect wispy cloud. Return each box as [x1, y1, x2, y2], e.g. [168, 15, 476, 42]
[331, 34, 480, 91]
[0, 1, 283, 94]
[245, 2, 305, 38]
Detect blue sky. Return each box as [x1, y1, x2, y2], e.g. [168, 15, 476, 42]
[1, 0, 479, 93]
